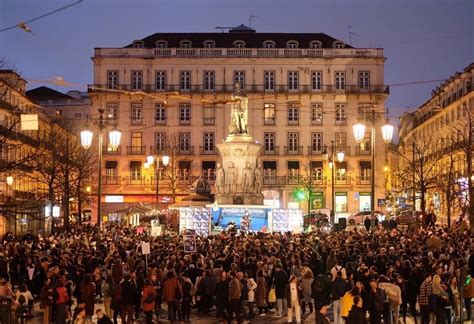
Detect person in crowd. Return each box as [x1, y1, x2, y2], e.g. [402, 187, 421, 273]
[286, 274, 302, 324]
[40, 277, 53, 324]
[447, 275, 460, 321]
[53, 279, 69, 324]
[315, 304, 330, 324]
[379, 275, 402, 324]
[163, 270, 183, 323]
[419, 274, 433, 324]
[246, 270, 257, 320]
[79, 273, 96, 322]
[120, 274, 136, 324]
[368, 278, 385, 324]
[273, 263, 288, 317]
[340, 286, 359, 320]
[255, 269, 268, 316]
[215, 270, 229, 321]
[463, 274, 474, 322]
[432, 274, 449, 323]
[180, 272, 194, 322]
[300, 267, 314, 315]
[96, 308, 113, 324]
[346, 296, 368, 324]
[141, 278, 156, 324]
[16, 283, 34, 317]
[228, 271, 243, 324]
[101, 273, 114, 319]
[331, 269, 348, 324]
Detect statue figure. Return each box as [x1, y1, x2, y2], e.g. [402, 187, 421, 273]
[229, 82, 249, 135]
[225, 162, 237, 194]
[254, 163, 263, 194]
[215, 163, 225, 194]
[242, 162, 254, 193]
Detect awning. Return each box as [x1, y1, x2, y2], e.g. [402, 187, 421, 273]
[169, 200, 210, 208]
[263, 161, 276, 170]
[288, 161, 299, 169]
[179, 161, 191, 169]
[360, 161, 371, 169]
[130, 161, 141, 168]
[111, 204, 151, 214]
[311, 161, 323, 168]
[202, 161, 216, 169]
[105, 161, 117, 169]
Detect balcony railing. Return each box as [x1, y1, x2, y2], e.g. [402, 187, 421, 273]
[102, 145, 122, 155]
[263, 117, 275, 125]
[200, 146, 217, 155]
[179, 118, 191, 125]
[125, 176, 146, 185]
[307, 146, 323, 155]
[88, 83, 389, 95]
[357, 177, 371, 185]
[104, 176, 120, 185]
[335, 118, 347, 126]
[284, 146, 303, 155]
[287, 119, 299, 126]
[127, 146, 146, 155]
[355, 145, 371, 155]
[149, 145, 168, 155]
[155, 119, 166, 125]
[203, 117, 215, 125]
[311, 118, 323, 126]
[130, 117, 143, 125]
[335, 177, 351, 185]
[335, 146, 351, 156]
[262, 146, 279, 155]
[177, 146, 194, 155]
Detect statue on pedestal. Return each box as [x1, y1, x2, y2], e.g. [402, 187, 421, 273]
[225, 162, 237, 194]
[254, 163, 263, 194]
[242, 162, 254, 193]
[229, 82, 249, 135]
[215, 163, 225, 194]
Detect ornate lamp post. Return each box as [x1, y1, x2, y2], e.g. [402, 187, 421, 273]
[323, 141, 344, 225]
[81, 108, 121, 228]
[145, 154, 170, 211]
[353, 110, 394, 221]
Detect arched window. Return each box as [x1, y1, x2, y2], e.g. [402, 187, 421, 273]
[263, 40, 275, 48]
[203, 40, 216, 48]
[155, 40, 168, 48]
[233, 40, 246, 48]
[309, 41, 322, 49]
[333, 41, 345, 49]
[132, 40, 144, 48]
[180, 40, 192, 48]
[286, 40, 299, 48]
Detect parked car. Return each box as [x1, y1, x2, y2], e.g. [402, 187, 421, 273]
[396, 210, 422, 225]
[347, 210, 384, 226]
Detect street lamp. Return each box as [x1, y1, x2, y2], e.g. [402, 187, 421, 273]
[323, 140, 344, 225]
[352, 110, 394, 221]
[81, 108, 121, 228]
[145, 154, 170, 211]
[6, 176, 13, 186]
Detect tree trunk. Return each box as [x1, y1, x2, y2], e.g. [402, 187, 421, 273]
[77, 180, 82, 225]
[420, 188, 426, 219]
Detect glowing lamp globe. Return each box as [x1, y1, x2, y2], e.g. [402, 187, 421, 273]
[381, 123, 394, 144]
[80, 130, 93, 149]
[353, 123, 366, 144]
[147, 155, 155, 165]
[337, 151, 345, 163]
[109, 129, 121, 150]
[162, 155, 170, 166]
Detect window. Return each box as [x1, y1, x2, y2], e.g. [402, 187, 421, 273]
[264, 71, 275, 92]
[263, 40, 275, 48]
[287, 161, 300, 181]
[335, 103, 346, 124]
[360, 161, 371, 181]
[107, 70, 119, 89]
[107, 103, 118, 120]
[203, 105, 215, 125]
[333, 41, 345, 49]
[203, 71, 215, 92]
[358, 71, 370, 90]
[264, 132, 275, 153]
[130, 161, 142, 180]
[286, 41, 299, 48]
[74, 112, 83, 119]
[311, 103, 323, 125]
[335, 192, 348, 212]
[335, 161, 347, 181]
[155, 71, 166, 91]
[309, 41, 322, 49]
[288, 71, 299, 91]
[105, 161, 118, 183]
[335, 71, 346, 90]
[131, 103, 142, 124]
[287, 132, 299, 152]
[180, 40, 192, 48]
[155, 103, 166, 125]
[263, 161, 277, 181]
[203, 132, 215, 152]
[179, 103, 191, 124]
[288, 104, 299, 125]
[131, 70, 143, 90]
[131, 132, 142, 148]
[155, 132, 167, 154]
[335, 132, 347, 149]
[233, 40, 246, 48]
[180, 71, 191, 91]
[132, 41, 144, 48]
[311, 71, 322, 91]
[202, 161, 216, 182]
[233, 71, 245, 88]
[179, 161, 191, 180]
[264, 103, 275, 125]
[156, 40, 168, 48]
[179, 132, 191, 153]
[203, 40, 215, 48]
[311, 132, 323, 153]
[311, 161, 323, 180]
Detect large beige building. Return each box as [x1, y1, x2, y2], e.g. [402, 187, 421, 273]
[89, 26, 390, 222]
[398, 63, 473, 224]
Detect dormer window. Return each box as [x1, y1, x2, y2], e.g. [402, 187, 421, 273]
[286, 41, 299, 48]
[309, 41, 322, 49]
[132, 40, 144, 48]
[233, 40, 246, 48]
[155, 40, 168, 48]
[263, 40, 275, 48]
[180, 40, 192, 48]
[333, 41, 345, 49]
[203, 40, 216, 48]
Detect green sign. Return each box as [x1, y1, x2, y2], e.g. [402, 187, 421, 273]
[312, 192, 324, 209]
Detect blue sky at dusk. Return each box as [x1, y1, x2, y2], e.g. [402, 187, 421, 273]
[0, 0, 472, 122]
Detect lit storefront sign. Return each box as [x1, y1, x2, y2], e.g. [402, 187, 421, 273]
[105, 195, 124, 203]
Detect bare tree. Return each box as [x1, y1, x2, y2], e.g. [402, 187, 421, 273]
[291, 160, 324, 216]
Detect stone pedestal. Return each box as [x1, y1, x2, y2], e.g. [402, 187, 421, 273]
[216, 134, 263, 205]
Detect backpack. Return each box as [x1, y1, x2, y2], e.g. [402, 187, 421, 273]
[144, 291, 155, 304]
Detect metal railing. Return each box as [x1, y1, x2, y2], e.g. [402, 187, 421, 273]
[262, 146, 280, 155]
[284, 146, 303, 155]
[126, 146, 146, 155]
[149, 146, 168, 155]
[355, 145, 371, 155]
[177, 146, 194, 155]
[130, 117, 143, 125]
[102, 146, 122, 155]
[199, 146, 217, 155]
[307, 146, 324, 155]
[125, 176, 146, 185]
[104, 176, 120, 185]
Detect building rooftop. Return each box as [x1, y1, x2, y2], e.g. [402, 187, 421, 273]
[26, 86, 73, 101]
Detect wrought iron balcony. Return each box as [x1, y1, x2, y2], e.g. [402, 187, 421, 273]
[102, 145, 122, 155]
[262, 146, 280, 155]
[127, 146, 146, 155]
[284, 146, 303, 155]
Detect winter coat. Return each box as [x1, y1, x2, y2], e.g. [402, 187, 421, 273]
[163, 277, 182, 302]
[368, 287, 385, 314]
[346, 305, 368, 324]
[121, 279, 137, 306]
[80, 282, 95, 316]
[273, 269, 289, 298]
[141, 285, 156, 312]
[255, 276, 268, 307]
[247, 277, 257, 302]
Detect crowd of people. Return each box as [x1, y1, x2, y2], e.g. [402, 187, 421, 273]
[0, 221, 472, 324]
